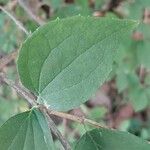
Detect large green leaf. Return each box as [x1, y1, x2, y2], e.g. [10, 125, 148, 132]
[0, 109, 55, 150]
[74, 128, 150, 150]
[17, 16, 138, 111]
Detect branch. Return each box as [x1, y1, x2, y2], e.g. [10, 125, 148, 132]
[42, 109, 71, 150]
[0, 73, 37, 106]
[0, 5, 29, 35]
[42, 105, 107, 129]
[18, 0, 45, 26]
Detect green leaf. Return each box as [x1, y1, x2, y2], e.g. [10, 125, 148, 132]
[74, 128, 150, 150]
[0, 109, 55, 150]
[18, 16, 138, 111]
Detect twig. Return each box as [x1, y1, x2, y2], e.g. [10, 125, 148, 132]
[44, 106, 107, 129]
[0, 51, 18, 70]
[0, 73, 37, 106]
[0, 5, 29, 35]
[42, 109, 71, 150]
[18, 0, 45, 26]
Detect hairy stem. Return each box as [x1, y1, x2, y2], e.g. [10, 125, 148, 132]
[42, 109, 71, 150]
[42, 105, 107, 129]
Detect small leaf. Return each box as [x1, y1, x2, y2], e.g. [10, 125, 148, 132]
[74, 128, 150, 150]
[18, 16, 138, 111]
[0, 109, 55, 150]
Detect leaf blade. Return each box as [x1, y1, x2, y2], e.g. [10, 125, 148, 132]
[74, 128, 150, 150]
[0, 109, 55, 150]
[18, 16, 138, 111]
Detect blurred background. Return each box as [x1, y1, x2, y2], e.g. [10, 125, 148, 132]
[0, 0, 150, 148]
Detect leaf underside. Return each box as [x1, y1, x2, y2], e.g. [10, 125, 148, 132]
[17, 16, 138, 111]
